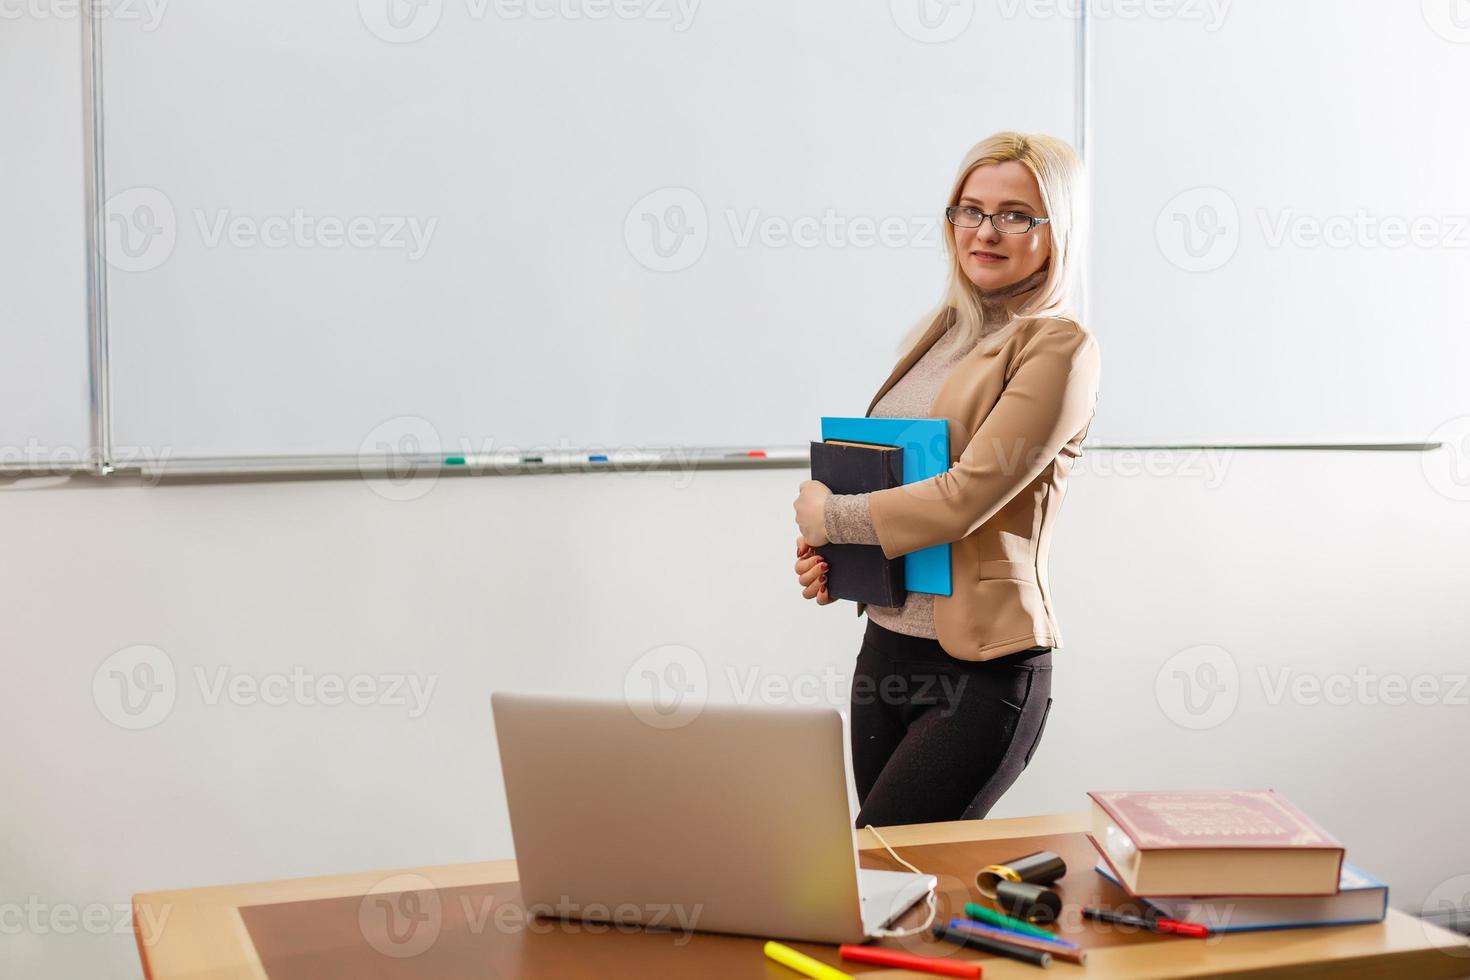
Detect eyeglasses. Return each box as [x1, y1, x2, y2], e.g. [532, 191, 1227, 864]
[945, 206, 1050, 235]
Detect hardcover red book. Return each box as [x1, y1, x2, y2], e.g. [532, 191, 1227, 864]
[1086, 790, 1345, 897]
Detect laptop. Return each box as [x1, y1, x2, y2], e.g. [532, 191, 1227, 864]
[490, 691, 937, 945]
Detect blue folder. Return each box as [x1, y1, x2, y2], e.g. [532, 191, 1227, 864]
[819, 416, 951, 596]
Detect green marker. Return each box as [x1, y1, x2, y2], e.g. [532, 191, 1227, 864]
[964, 902, 1060, 940]
[445, 456, 466, 465]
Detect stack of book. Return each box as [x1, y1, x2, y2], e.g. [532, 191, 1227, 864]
[1086, 790, 1388, 933]
[811, 416, 954, 603]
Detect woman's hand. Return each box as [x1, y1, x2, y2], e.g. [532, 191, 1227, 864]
[792, 479, 832, 547]
[794, 536, 836, 604]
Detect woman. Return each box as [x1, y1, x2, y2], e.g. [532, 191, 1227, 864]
[791, 132, 1100, 828]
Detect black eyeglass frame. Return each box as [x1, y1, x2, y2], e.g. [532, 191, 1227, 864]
[944, 205, 1051, 234]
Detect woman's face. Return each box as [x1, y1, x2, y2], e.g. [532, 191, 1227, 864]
[954, 160, 1052, 291]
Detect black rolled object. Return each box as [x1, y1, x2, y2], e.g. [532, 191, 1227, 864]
[996, 880, 1065, 924]
[975, 849, 1067, 898]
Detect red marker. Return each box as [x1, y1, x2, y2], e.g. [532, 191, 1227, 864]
[838, 944, 982, 977]
[1083, 906, 1210, 937]
[1154, 917, 1209, 938]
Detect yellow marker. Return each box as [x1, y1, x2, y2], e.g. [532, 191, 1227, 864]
[763, 940, 855, 980]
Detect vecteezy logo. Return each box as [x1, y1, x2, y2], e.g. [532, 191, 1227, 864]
[1154, 644, 1239, 730]
[1422, 0, 1470, 43]
[358, 415, 443, 502]
[358, 874, 443, 958]
[358, 0, 444, 42]
[623, 188, 708, 272]
[889, 0, 974, 43]
[93, 644, 177, 730]
[104, 187, 177, 273]
[1422, 415, 1470, 502]
[1155, 187, 1239, 272]
[1420, 873, 1470, 957]
[623, 644, 708, 729]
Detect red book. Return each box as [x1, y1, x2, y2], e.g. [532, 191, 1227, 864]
[1087, 790, 1345, 897]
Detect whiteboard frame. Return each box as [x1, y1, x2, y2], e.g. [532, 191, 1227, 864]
[82, 2, 113, 476]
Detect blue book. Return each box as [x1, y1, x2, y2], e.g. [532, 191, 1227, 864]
[1094, 861, 1388, 933]
[819, 417, 951, 596]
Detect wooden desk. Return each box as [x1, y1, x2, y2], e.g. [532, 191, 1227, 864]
[133, 811, 1470, 979]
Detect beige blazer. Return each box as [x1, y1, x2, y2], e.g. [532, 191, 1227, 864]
[854, 308, 1101, 661]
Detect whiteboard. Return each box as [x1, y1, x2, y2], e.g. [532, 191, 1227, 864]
[98, 1, 1078, 460]
[1087, 0, 1470, 445]
[1, 17, 92, 471]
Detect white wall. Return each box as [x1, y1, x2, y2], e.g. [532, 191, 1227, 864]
[3, 446, 1468, 978]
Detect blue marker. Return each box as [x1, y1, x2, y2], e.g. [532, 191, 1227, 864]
[949, 917, 1079, 949]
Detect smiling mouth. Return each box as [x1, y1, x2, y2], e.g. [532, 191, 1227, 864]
[971, 251, 1007, 261]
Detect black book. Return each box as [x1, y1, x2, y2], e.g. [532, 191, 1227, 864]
[808, 439, 906, 606]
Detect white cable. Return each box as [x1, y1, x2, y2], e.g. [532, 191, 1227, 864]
[863, 823, 938, 939]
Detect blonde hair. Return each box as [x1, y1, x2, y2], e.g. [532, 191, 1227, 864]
[899, 131, 1087, 355]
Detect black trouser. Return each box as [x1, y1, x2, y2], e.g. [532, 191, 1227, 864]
[851, 618, 1054, 828]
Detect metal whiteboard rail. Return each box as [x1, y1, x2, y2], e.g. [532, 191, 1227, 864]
[1085, 442, 1441, 452]
[0, 461, 96, 476]
[125, 450, 811, 482]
